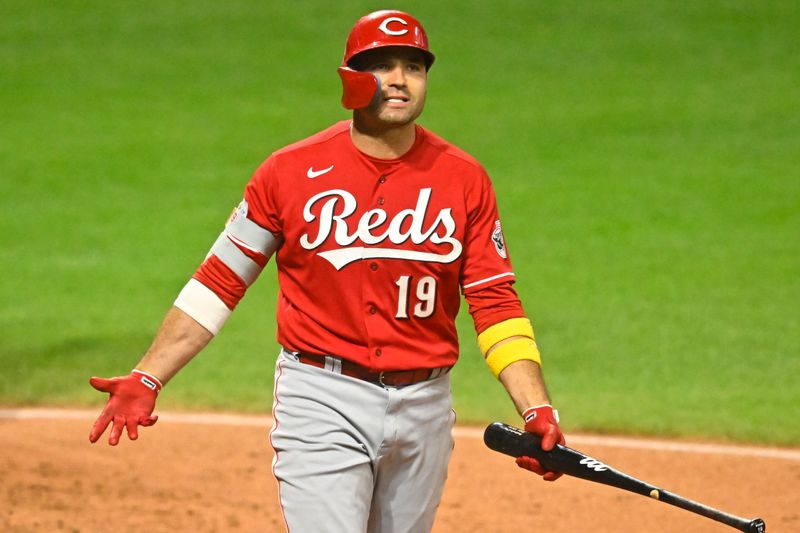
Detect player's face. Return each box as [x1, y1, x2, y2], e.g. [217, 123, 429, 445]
[354, 47, 428, 127]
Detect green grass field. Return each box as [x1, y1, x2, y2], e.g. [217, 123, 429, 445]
[2, 1, 798, 445]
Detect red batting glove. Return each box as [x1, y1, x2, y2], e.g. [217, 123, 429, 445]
[515, 404, 565, 481]
[88, 369, 162, 445]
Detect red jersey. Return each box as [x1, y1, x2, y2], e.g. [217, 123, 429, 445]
[193, 120, 523, 370]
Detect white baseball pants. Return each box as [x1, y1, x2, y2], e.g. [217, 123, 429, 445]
[270, 350, 455, 533]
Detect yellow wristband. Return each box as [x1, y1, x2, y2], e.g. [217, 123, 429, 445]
[485, 337, 542, 377]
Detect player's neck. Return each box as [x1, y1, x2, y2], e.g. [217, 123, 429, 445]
[349, 118, 417, 160]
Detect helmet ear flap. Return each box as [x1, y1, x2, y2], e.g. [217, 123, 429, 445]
[338, 67, 381, 109]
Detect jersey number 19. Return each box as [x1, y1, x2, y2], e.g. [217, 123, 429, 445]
[395, 275, 436, 319]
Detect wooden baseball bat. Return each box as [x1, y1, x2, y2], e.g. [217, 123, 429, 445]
[484, 422, 766, 532]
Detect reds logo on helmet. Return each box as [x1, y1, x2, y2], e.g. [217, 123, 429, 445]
[337, 10, 435, 109]
[378, 17, 409, 36]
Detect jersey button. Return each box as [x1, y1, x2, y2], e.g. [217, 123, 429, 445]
[370, 262, 378, 271]
[375, 348, 383, 357]
[368, 305, 377, 314]
[378, 175, 387, 184]
[377, 197, 385, 205]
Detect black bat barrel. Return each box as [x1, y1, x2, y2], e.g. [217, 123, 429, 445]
[483, 422, 650, 491]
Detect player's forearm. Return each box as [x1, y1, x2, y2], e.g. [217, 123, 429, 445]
[134, 306, 214, 384]
[498, 359, 553, 415]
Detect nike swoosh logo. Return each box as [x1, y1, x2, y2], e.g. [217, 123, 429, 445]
[307, 165, 334, 179]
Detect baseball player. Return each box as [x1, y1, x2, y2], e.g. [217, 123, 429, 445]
[89, 10, 565, 532]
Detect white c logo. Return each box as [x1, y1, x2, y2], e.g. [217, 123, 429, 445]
[378, 17, 409, 36]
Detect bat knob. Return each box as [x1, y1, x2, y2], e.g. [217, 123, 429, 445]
[748, 518, 766, 532]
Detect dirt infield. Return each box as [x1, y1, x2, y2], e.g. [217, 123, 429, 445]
[1, 410, 798, 532]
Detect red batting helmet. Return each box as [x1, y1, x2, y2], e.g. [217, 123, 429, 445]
[338, 10, 435, 109]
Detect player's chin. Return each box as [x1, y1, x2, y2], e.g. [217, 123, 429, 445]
[377, 105, 423, 126]
[378, 114, 413, 127]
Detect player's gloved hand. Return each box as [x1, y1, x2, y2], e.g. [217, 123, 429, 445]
[516, 404, 565, 481]
[88, 370, 162, 445]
